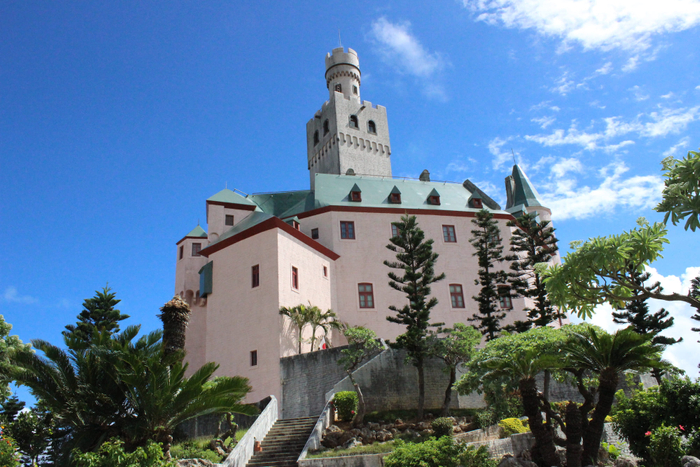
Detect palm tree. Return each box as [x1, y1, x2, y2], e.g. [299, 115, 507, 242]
[279, 304, 313, 354]
[482, 348, 563, 467]
[158, 296, 191, 357]
[563, 327, 663, 466]
[11, 326, 256, 460]
[306, 305, 340, 351]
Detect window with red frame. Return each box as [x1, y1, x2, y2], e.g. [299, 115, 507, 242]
[292, 266, 299, 290]
[450, 284, 465, 308]
[442, 225, 457, 243]
[192, 243, 202, 256]
[252, 264, 259, 288]
[391, 223, 400, 238]
[498, 288, 513, 309]
[340, 221, 355, 239]
[358, 283, 374, 308]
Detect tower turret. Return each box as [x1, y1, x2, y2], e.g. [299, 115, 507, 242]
[307, 47, 392, 190]
[325, 47, 361, 101]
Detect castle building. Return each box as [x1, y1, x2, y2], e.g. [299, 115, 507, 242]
[174, 47, 556, 408]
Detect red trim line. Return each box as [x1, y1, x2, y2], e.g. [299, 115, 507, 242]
[296, 205, 515, 221]
[176, 235, 208, 245]
[199, 217, 340, 260]
[206, 200, 258, 210]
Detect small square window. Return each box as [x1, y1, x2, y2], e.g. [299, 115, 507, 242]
[323, 266, 328, 277]
[252, 264, 259, 288]
[225, 215, 234, 226]
[311, 228, 319, 239]
[250, 350, 258, 366]
[472, 199, 483, 209]
[450, 284, 465, 308]
[340, 221, 355, 239]
[390, 193, 401, 204]
[192, 243, 202, 256]
[358, 283, 374, 308]
[350, 191, 362, 202]
[292, 266, 299, 290]
[179, 245, 184, 260]
[429, 195, 440, 205]
[442, 225, 457, 243]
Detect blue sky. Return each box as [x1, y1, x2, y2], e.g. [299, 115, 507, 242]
[1, 1, 699, 403]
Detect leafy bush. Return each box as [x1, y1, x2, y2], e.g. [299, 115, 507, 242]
[0, 435, 20, 467]
[460, 445, 498, 467]
[612, 386, 664, 459]
[170, 440, 222, 462]
[649, 425, 684, 467]
[431, 417, 454, 438]
[601, 441, 620, 460]
[334, 391, 358, 422]
[498, 418, 528, 437]
[72, 439, 176, 467]
[474, 409, 496, 429]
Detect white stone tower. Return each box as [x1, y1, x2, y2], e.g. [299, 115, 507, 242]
[306, 47, 392, 190]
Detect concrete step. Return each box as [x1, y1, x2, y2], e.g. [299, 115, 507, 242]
[245, 415, 319, 467]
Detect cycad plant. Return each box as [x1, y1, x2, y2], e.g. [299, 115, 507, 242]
[158, 296, 191, 357]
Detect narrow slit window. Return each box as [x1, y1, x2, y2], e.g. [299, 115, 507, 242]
[292, 266, 299, 290]
[250, 350, 257, 366]
[252, 264, 259, 288]
[349, 115, 358, 129]
[323, 119, 329, 135]
[179, 245, 184, 260]
[368, 120, 376, 134]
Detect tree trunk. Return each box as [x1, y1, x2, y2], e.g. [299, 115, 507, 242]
[544, 369, 551, 425]
[349, 372, 366, 427]
[298, 328, 303, 354]
[417, 361, 425, 420]
[581, 368, 619, 466]
[565, 401, 582, 467]
[441, 366, 456, 417]
[519, 377, 560, 467]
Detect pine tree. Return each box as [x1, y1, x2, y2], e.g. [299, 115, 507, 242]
[469, 209, 509, 340]
[384, 215, 445, 419]
[612, 269, 681, 382]
[63, 286, 129, 347]
[506, 212, 563, 330]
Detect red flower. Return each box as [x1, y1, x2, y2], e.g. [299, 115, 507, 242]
[645, 431, 652, 436]
[680, 425, 685, 431]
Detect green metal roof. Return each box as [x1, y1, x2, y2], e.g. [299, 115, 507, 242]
[184, 225, 207, 238]
[390, 186, 401, 194]
[311, 173, 508, 213]
[248, 190, 312, 217]
[511, 165, 544, 208]
[207, 188, 258, 207]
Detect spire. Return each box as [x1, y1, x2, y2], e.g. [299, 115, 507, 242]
[505, 164, 544, 210]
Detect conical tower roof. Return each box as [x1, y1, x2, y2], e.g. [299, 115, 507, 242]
[507, 164, 545, 209]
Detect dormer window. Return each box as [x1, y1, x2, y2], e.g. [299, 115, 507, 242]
[292, 220, 300, 231]
[368, 120, 376, 134]
[335, 83, 342, 93]
[427, 188, 441, 205]
[389, 186, 401, 204]
[323, 119, 329, 135]
[313, 130, 319, 146]
[349, 183, 362, 202]
[470, 197, 483, 209]
[349, 115, 358, 129]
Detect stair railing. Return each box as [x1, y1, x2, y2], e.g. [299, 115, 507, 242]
[223, 395, 278, 467]
[297, 393, 335, 463]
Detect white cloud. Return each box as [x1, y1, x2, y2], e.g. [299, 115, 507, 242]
[641, 106, 700, 137]
[573, 266, 700, 376]
[550, 157, 583, 178]
[463, 0, 700, 52]
[370, 18, 448, 99]
[661, 92, 676, 99]
[488, 136, 515, 170]
[629, 85, 649, 101]
[543, 161, 664, 220]
[551, 72, 576, 95]
[2, 287, 39, 305]
[622, 55, 640, 72]
[663, 136, 691, 157]
[595, 62, 613, 75]
[532, 115, 556, 129]
[530, 101, 560, 112]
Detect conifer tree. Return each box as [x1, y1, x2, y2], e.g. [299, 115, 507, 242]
[385, 215, 445, 419]
[469, 209, 509, 340]
[506, 212, 563, 330]
[612, 269, 681, 382]
[63, 286, 129, 346]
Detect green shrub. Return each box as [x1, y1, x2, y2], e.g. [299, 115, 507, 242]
[601, 441, 620, 460]
[431, 417, 454, 438]
[612, 386, 664, 460]
[72, 439, 176, 467]
[474, 409, 496, 429]
[0, 436, 21, 467]
[498, 418, 528, 437]
[385, 438, 496, 467]
[649, 425, 684, 467]
[170, 440, 222, 462]
[334, 391, 358, 422]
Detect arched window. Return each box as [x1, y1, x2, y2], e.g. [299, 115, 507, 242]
[335, 83, 342, 93]
[368, 120, 376, 134]
[323, 119, 329, 135]
[349, 115, 358, 129]
[313, 130, 319, 146]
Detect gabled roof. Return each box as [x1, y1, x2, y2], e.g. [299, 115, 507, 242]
[390, 186, 401, 194]
[248, 190, 312, 217]
[207, 188, 259, 209]
[350, 183, 362, 193]
[176, 225, 207, 245]
[510, 165, 544, 208]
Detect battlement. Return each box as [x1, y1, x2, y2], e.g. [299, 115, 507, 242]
[325, 47, 360, 71]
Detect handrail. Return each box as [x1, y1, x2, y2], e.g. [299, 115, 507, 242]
[297, 394, 335, 462]
[222, 395, 278, 467]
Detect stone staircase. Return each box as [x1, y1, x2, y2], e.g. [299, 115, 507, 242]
[245, 416, 317, 467]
